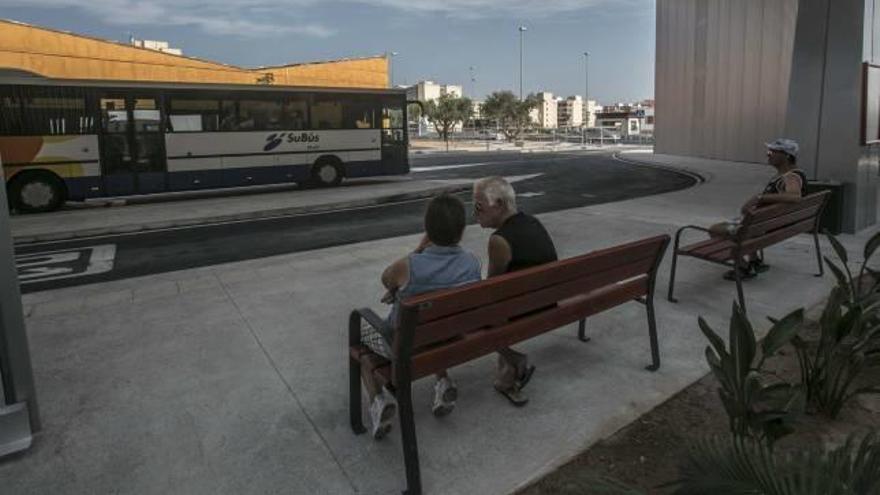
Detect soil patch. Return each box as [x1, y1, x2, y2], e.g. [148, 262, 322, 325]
[517, 318, 880, 494]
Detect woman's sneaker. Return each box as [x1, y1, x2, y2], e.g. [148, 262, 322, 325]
[369, 390, 397, 440]
[432, 377, 458, 417]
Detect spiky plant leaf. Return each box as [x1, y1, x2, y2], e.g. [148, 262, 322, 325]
[824, 258, 852, 300]
[730, 301, 757, 382]
[827, 232, 849, 264]
[672, 432, 880, 495]
[762, 308, 804, 357]
[864, 230, 880, 263]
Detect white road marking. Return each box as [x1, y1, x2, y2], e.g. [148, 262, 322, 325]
[518, 192, 545, 198]
[16, 244, 117, 284]
[410, 161, 500, 172]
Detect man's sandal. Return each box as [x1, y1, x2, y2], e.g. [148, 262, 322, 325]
[516, 365, 536, 390]
[495, 385, 529, 407]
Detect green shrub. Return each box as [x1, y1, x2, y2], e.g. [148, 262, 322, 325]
[699, 303, 804, 446]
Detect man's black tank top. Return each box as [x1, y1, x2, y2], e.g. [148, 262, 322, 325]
[764, 169, 808, 196]
[493, 212, 558, 273]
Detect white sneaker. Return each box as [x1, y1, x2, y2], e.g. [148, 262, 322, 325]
[369, 390, 397, 440]
[432, 377, 458, 417]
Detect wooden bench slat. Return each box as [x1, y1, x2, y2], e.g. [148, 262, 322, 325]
[745, 204, 821, 237]
[403, 277, 650, 380]
[739, 217, 817, 253]
[744, 191, 829, 223]
[403, 235, 668, 324]
[681, 238, 735, 259]
[703, 217, 816, 262]
[410, 257, 655, 348]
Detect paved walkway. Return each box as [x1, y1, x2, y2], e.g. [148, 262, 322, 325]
[2, 152, 873, 494]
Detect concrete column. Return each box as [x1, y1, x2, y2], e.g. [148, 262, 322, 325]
[0, 171, 40, 435]
[786, 0, 880, 232]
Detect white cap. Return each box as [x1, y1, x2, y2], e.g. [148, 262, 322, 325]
[766, 138, 799, 158]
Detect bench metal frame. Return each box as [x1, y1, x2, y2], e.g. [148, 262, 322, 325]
[667, 192, 830, 313]
[347, 235, 670, 494]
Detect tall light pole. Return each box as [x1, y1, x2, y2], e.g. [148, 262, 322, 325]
[518, 26, 527, 100]
[583, 51, 590, 146]
[387, 51, 399, 88]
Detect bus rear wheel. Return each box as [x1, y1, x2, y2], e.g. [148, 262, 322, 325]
[9, 172, 66, 213]
[311, 158, 343, 187]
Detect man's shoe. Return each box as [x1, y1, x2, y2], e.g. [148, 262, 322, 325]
[369, 390, 397, 440]
[751, 259, 770, 273]
[723, 265, 756, 281]
[495, 385, 529, 407]
[432, 377, 457, 417]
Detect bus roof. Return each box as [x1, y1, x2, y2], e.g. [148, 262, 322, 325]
[0, 71, 407, 96]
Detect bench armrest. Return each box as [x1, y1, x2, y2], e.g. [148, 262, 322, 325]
[673, 224, 713, 250]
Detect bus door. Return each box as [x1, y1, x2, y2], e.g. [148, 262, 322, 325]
[380, 98, 408, 174]
[99, 94, 168, 196]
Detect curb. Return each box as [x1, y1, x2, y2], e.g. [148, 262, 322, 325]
[612, 152, 708, 184]
[13, 183, 472, 244]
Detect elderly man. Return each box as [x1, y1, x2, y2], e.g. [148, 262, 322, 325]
[710, 138, 807, 280]
[473, 176, 558, 406]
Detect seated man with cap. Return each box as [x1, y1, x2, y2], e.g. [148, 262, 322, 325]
[709, 138, 807, 280]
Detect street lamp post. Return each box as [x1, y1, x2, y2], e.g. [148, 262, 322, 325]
[387, 51, 399, 88]
[518, 26, 527, 101]
[583, 51, 589, 147]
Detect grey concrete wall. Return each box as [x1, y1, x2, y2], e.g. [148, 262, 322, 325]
[655, 0, 798, 163]
[786, 0, 879, 232]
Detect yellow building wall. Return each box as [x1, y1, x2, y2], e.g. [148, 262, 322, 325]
[0, 19, 389, 89]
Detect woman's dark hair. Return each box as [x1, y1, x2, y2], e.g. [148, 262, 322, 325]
[424, 194, 466, 246]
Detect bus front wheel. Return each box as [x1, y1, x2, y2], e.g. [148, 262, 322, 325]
[310, 158, 343, 187]
[8, 172, 66, 213]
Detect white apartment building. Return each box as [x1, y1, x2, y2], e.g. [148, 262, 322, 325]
[529, 92, 557, 129]
[130, 39, 182, 56]
[583, 99, 599, 128]
[405, 81, 465, 135]
[557, 96, 583, 128]
[405, 81, 463, 103]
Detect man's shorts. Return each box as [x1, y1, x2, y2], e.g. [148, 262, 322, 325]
[361, 320, 394, 359]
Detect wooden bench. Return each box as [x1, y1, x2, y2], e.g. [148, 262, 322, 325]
[667, 190, 830, 312]
[347, 234, 670, 495]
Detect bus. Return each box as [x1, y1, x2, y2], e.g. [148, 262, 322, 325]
[0, 76, 409, 213]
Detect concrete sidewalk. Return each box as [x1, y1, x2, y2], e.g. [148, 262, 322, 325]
[10, 177, 472, 243]
[2, 151, 873, 494]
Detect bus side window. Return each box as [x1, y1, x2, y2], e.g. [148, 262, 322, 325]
[169, 97, 220, 132]
[311, 95, 343, 129]
[284, 97, 308, 130]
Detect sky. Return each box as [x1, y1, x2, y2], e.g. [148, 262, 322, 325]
[0, 0, 656, 103]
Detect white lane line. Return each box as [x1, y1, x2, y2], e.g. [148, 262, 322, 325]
[518, 192, 545, 198]
[410, 161, 501, 172]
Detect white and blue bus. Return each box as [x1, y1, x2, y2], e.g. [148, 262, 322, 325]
[0, 76, 409, 212]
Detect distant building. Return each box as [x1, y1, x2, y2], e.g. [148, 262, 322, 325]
[405, 80, 465, 135]
[557, 96, 583, 128]
[406, 81, 463, 103]
[595, 102, 654, 136]
[130, 38, 182, 56]
[471, 100, 483, 120]
[583, 99, 599, 128]
[529, 92, 557, 129]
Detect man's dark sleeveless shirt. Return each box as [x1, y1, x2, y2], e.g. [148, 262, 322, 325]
[493, 212, 558, 273]
[763, 169, 808, 196]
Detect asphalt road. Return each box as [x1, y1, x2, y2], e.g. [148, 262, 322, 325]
[15, 150, 696, 292]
